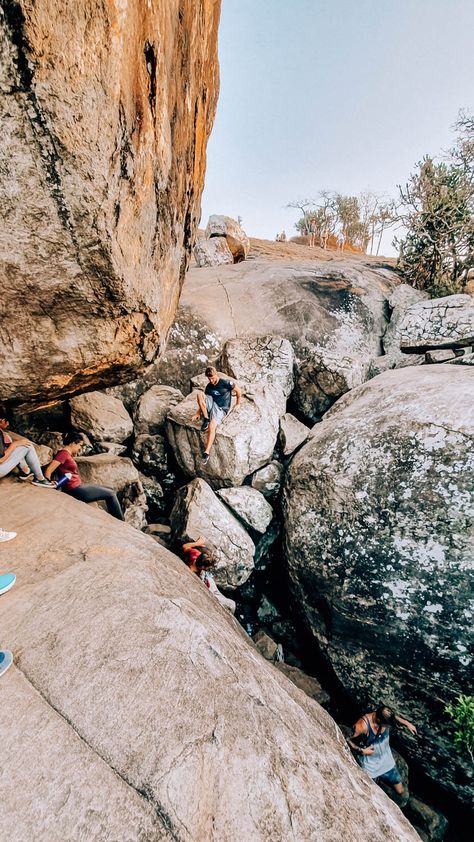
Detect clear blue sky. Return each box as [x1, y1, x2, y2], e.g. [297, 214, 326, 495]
[201, 0, 474, 255]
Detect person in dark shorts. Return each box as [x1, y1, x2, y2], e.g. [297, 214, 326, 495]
[44, 432, 125, 521]
[192, 366, 241, 464]
[347, 704, 417, 795]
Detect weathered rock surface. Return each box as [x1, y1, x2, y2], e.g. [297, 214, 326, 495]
[399, 294, 474, 352]
[218, 336, 295, 397]
[382, 284, 428, 366]
[0, 1, 220, 408]
[70, 392, 133, 443]
[76, 453, 147, 529]
[283, 365, 474, 808]
[132, 433, 168, 476]
[424, 349, 456, 364]
[166, 382, 285, 488]
[134, 386, 184, 436]
[95, 441, 128, 456]
[275, 663, 331, 708]
[251, 460, 284, 497]
[293, 352, 370, 422]
[253, 630, 283, 662]
[405, 797, 448, 842]
[279, 412, 310, 456]
[206, 214, 250, 261]
[170, 478, 255, 589]
[194, 235, 234, 267]
[152, 258, 397, 393]
[138, 473, 164, 520]
[0, 480, 418, 842]
[216, 486, 273, 534]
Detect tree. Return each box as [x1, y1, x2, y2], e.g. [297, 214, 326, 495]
[395, 112, 474, 295]
[286, 198, 316, 236]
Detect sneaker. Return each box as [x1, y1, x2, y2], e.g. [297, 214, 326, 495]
[31, 477, 55, 489]
[0, 650, 13, 677]
[18, 470, 33, 481]
[200, 418, 210, 432]
[0, 573, 16, 595]
[0, 529, 16, 543]
[201, 452, 210, 465]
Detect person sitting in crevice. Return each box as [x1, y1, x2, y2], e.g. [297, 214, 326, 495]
[182, 537, 236, 613]
[0, 407, 54, 488]
[44, 431, 125, 521]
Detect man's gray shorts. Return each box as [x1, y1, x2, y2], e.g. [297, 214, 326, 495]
[205, 395, 227, 425]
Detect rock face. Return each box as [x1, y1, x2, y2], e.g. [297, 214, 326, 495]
[218, 336, 295, 397]
[134, 385, 184, 436]
[251, 460, 284, 497]
[70, 392, 134, 443]
[170, 478, 255, 589]
[152, 257, 397, 400]
[216, 486, 273, 534]
[194, 236, 234, 267]
[283, 365, 474, 808]
[293, 352, 370, 421]
[399, 294, 474, 352]
[382, 284, 428, 366]
[0, 479, 418, 842]
[166, 382, 285, 488]
[0, 1, 220, 408]
[76, 453, 147, 529]
[279, 413, 309, 456]
[206, 214, 250, 261]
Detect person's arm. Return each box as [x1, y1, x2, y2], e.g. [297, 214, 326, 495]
[182, 536, 206, 552]
[347, 718, 374, 756]
[233, 384, 242, 407]
[44, 459, 61, 481]
[395, 714, 417, 735]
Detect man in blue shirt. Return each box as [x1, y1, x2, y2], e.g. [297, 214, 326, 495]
[193, 366, 241, 464]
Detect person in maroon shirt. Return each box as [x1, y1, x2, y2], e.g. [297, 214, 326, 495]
[44, 432, 124, 521]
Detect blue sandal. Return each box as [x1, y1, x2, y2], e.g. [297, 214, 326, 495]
[0, 650, 13, 676]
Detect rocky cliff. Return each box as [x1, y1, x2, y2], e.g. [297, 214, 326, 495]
[283, 365, 474, 809]
[0, 0, 220, 408]
[0, 480, 418, 842]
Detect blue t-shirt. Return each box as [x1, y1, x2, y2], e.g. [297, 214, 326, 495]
[205, 378, 234, 411]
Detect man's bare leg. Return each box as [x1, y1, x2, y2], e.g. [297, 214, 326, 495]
[203, 420, 217, 456]
[192, 391, 209, 423]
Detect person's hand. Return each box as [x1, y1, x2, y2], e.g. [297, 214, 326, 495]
[361, 747, 375, 756]
[196, 536, 206, 545]
[406, 722, 417, 736]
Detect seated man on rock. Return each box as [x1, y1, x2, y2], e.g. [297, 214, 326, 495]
[192, 366, 241, 464]
[347, 703, 417, 798]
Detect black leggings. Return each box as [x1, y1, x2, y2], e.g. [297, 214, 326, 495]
[66, 484, 125, 521]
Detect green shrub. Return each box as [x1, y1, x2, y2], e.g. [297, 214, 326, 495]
[445, 694, 474, 763]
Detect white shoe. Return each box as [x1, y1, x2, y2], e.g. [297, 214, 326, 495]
[0, 529, 16, 543]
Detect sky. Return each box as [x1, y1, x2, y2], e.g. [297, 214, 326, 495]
[200, 0, 474, 256]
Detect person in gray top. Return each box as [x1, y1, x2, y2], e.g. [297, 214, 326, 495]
[347, 704, 417, 795]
